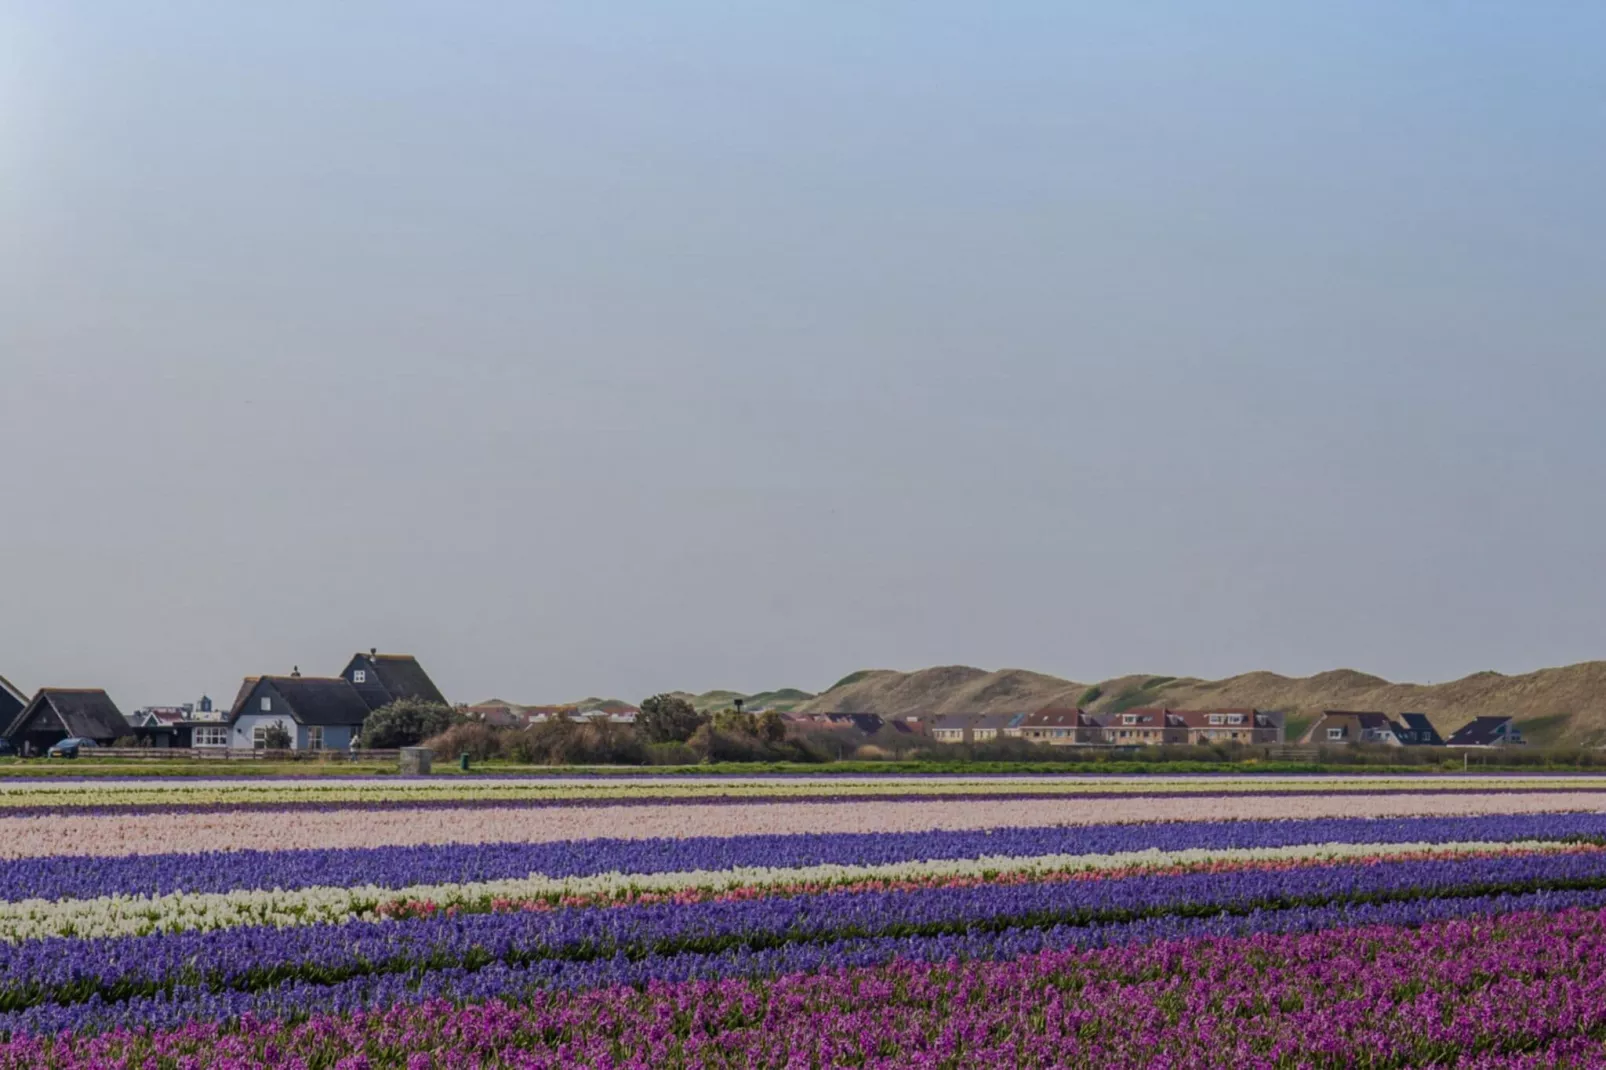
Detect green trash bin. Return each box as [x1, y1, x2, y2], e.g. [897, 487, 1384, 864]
[459, 753, 470, 772]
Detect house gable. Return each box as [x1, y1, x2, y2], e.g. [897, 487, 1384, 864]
[2, 689, 127, 744]
[3, 694, 67, 740]
[340, 652, 448, 711]
[0, 676, 25, 732]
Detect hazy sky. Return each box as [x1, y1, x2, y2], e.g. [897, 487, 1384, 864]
[3, 3, 1605, 709]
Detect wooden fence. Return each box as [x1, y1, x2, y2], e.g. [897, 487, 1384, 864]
[69, 747, 403, 762]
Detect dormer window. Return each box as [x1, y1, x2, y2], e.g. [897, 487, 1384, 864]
[1228, 715, 1243, 725]
[1123, 715, 1137, 725]
[1208, 715, 1224, 725]
[260, 697, 272, 712]
[353, 670, 367, 684]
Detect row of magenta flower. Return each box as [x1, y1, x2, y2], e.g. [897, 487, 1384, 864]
[12, 843, 1606, 1035]
[6, 905, 1606, 1066]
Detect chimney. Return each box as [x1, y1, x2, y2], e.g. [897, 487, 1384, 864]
[291, 666, 301, 678]
[370, 647, 377, 658]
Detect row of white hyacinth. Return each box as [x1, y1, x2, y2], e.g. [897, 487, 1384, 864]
[1, 774, 1602, 809]
[0, 838, 1573, 943]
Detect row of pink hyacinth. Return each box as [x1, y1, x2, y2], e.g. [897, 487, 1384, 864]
[371, 841, 1603, 920]
[9, 789, 1606, 859]
[9, 905, 1606, 1068]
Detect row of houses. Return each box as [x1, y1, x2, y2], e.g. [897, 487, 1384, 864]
[463, 700, 641, 727]
[1297, 711, 1524, 748]
[921, 707, 1526, 749]
[926, 707, 1285, 746]
[0, 651, 449, 754]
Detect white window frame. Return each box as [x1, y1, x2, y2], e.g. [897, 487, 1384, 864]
[193, 726, 228, 747]
[307, 726, 323, 751]
[252, 725, 268, 749]
[1327, 727, 1345, 740]
[1122, 715, 1137, 725]
[1209, 714, 1224, 725]
[260, 697, 272, 712]
[353, 670, 367, 684]
[1228, 715, 1244, 725]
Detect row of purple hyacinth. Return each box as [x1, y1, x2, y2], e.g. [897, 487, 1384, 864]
[6, 849, 1606, 1018]
[13, 784, 1603, 819]
[6, 886, 1606, 1040]
[9, 811, 1606, 902]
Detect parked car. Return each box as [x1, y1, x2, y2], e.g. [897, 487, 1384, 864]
[0, 739, 14, 757]
[47, 738, 100, 759]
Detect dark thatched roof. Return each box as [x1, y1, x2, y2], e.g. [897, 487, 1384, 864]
[345, 653, 448, 708]
[233, 677, 373, 727]
[3, 689, 129, 742]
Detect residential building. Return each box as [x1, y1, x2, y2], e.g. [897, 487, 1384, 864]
[1167, 708, 1282, 745]
[209, 675, 374, 751]
[1445, 716, 1525, 747]
[2, 689, 129, 754]
[929, 712, 1027, 743]
[130, 706, 192, 728]
[339, 650, 449, 711]
[1396, 713, 1445, 746]
[1015, 706, 1283, 747]
[1300, 711, 1446, 746]
[129, 706, 195, 748]
[789, 712, 886, 736]
[1300, 711, 1412, 746]
[1019, 707, 1102, 745]
[1096, 708, 1187, 745]
[465, 702, 528, 727]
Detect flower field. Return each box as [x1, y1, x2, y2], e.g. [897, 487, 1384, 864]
[8, 776, 1606, 1066]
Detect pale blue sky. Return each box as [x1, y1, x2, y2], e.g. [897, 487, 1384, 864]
[2, 3, 1604, 708]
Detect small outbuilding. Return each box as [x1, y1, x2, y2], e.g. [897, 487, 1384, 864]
[2, 689, 129, 755]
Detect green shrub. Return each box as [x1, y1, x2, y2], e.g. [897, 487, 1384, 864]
[421, 722, 503, 762]
[361, 699, 460, 748]
[645, 741, 698, 766]
[637, 694, 706, 744]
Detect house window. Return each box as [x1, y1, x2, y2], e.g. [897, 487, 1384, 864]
[260, 697, 272, 712]
[353, 670, 367, 684]
[1228, 715, 1243, 725]
[1209, 715, 1223, 725]
[252, 725, 267, 749]
[308, 726, 323, 751]
[1327, 727, 1345, 740]
[194, 727, 227, 747]
[1122, 715, 1137, 725]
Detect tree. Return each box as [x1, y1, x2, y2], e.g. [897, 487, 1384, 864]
[711, 708, 755, 736]
[362, 698, 458, 748]
[262, 722, 292, 749]
[757, 709, 787, 743]
[638, 694, 705, 744]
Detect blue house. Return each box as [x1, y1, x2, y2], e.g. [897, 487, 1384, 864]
[205, 674, 373, 751]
